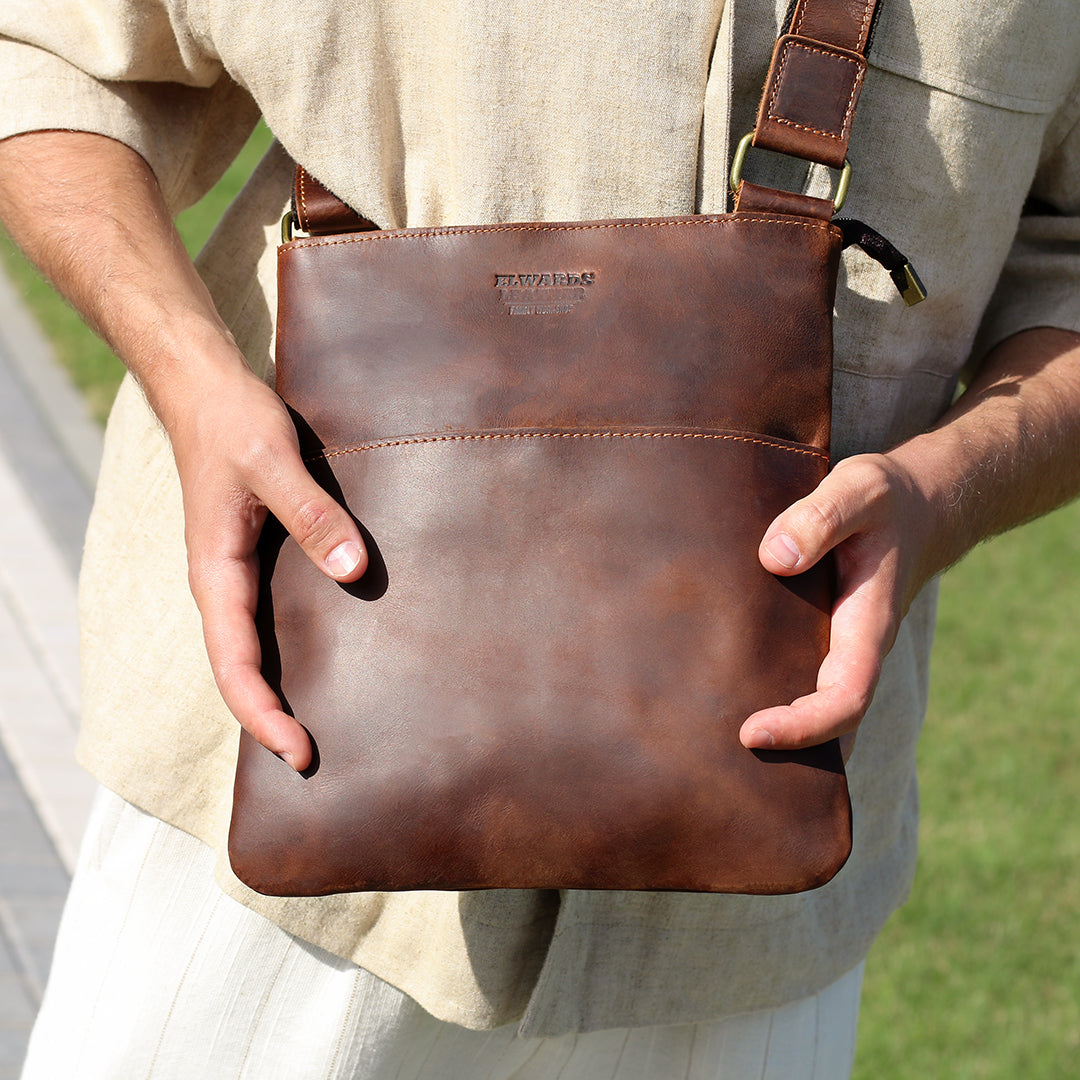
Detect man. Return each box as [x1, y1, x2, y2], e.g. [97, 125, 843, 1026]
[1, 0, 1078, 1076]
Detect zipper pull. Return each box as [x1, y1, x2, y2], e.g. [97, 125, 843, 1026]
[836, 219, 928, 306]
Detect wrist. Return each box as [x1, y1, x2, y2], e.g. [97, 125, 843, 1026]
[136, 319, 266, 443]
[881, 421, 996, 595]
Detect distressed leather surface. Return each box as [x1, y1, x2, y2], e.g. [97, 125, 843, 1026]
[230, 211, 853, 895]
[733, 181, 836, 219]
[752, 0, 879, 168]
[789, 0, 877, 53]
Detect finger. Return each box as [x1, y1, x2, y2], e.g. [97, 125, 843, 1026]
[737, 639, 878, 750]
[195, 547, 313, 771]
[740, 550, 895, 750]
[759, 456, 892, 576]
[244, 440, 369, 584]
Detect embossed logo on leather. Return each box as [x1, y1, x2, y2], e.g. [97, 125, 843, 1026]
[495, 272, 595, 315]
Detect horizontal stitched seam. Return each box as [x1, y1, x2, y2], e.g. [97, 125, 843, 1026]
[766, 42, 864, 141]
[308, 431, 829, 464]
[281, 216, 835, 251]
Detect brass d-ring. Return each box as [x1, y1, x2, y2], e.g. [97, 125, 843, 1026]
[729, 132, 853, 213]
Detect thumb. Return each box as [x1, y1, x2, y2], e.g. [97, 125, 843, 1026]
[260, 459, 368, 583]
[758, 460, 874, 576]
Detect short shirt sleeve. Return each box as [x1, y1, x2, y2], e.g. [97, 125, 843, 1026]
[0, 0, 260, 212]
[973, 77, 1080, 358]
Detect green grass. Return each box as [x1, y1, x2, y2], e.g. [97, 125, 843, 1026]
[3, 121, 1079, 1077]
[854, 503, 1080, 1078]
[0, 122, 273, 422]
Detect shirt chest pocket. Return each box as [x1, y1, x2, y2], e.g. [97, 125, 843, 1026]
[827, 4, 1080, 390]
[867, 0, 1078, 115]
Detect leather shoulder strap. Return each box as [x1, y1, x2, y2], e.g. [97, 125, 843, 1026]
[751, 0, 881, 170]
[291, 0, 884, 234]
[292, 165, 378, 236]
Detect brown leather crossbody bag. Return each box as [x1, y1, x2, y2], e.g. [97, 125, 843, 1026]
[229, 0, 922, 896]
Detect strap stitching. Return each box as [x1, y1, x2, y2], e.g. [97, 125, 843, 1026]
[305, 431, 830, 464]
[765, 41, 865, 142]
[297, 169, 309, 232]
[856, 0, 875, 50]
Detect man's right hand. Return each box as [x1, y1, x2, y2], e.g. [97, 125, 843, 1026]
[0, 129, 366, 771]
[169, 350, 367, 771]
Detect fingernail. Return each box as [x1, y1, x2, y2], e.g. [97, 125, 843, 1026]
[279, 750, 298, 770]
[766, 533, 800, 569]
[325, 540, 362, 577]
[743, 727, 775, 749]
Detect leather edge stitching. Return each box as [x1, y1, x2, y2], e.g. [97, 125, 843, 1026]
[297, 169, 309, 232]
[281, 217, 837, 251]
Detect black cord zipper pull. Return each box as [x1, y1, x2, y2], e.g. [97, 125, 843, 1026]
[836, 219, 928, 306]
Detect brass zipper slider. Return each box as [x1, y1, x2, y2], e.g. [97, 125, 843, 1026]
[836, 219, 927, 306]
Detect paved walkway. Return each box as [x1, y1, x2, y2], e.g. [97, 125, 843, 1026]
[0, 266, 101, 1077]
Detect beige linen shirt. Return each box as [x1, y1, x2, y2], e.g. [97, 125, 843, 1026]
[2, 0, 1079, 1037]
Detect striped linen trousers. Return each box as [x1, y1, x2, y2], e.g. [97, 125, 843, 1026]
[21, 788, 864, 1080]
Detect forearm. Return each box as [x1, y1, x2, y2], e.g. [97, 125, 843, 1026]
[888, 326, 1080, 598]
[0, 128, 365, 771]
[0, 129, 245, 430]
